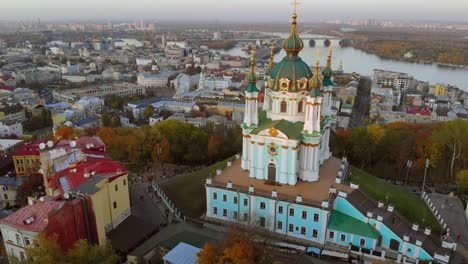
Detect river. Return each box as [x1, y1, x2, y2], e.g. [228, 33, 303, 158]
[220, 33, 468, 92]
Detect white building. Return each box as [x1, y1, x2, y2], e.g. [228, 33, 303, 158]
[0, 177, 25, 208]
[137, 73, 169, 88]
[0, 120, 23, 137]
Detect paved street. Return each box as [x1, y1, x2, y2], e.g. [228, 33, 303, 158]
[427, 193, 468, 246]
[350, 77, 372, 128]
[130, 181, 168, 227]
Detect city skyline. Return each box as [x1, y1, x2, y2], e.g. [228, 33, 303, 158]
[2, 0, 468, 23]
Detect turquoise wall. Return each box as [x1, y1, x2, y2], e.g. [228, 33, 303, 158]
[327, 229, 376, 249]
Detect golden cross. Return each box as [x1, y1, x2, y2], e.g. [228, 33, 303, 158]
[291, 0, 300, 14]
[316, 49, 320, 59]
[250, 48, 256, 58]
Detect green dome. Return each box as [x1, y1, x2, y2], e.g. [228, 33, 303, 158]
[322, 66, 333, 77]
[282, 14, 303, 53]
[270, 55, 313, 92]
[309, 60, 323, 97]
[269, 14, 312, 93]
[246, 56, 259, 93]
[322, 49, 335, 86]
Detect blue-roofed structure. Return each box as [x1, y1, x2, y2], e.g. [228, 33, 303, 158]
[162, 242, 201, 264]
[0, 177, 25, 187]
[73, 116, 101, 128]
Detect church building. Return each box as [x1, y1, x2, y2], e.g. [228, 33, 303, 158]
[205, 6, 455, 264]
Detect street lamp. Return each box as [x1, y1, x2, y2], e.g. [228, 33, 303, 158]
[405, 160, 413, 185]
[421, 159, 429, 195]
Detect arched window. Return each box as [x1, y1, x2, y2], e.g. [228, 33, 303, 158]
[280, 101, 287, 113]
[298, 100, 304, 113]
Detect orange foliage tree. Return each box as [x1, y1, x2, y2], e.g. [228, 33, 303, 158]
[54, 127, 75, 140]
[198, 227, 268, 264]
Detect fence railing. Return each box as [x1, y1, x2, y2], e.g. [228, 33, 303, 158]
[152, 182, 185, 222]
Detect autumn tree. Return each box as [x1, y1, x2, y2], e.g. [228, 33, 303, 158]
[54, 127, 75, 141]
[96, 127, 117, 146]
[198, 227, 269, 264]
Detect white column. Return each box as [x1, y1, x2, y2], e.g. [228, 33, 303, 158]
[253, 99, 258, 125]
[241, 136, 248, 170]
[206, 187, 211, 217]
[281, 148, 288, 184]
[249, 195, 256, 225]
[269, 200, 275, 231]
[249, 142, 255, 178]
[311, 100, 317, 131]
[291, 150, 297, 179]
[314, 147, 319, 170]
[257, 144, 264, 180]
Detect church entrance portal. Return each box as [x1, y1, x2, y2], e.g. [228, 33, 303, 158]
[268, 163, 276, 182]
[389, 239, 400, 251]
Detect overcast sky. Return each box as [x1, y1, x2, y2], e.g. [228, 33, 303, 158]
[2, 0, 468, 22]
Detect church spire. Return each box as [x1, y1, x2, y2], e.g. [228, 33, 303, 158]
[309, 49, 323, 97]
[265, 44, 275, 76]
[282, 1, 303, 55]
[246, 49, 259, 92]
[322, 47, 334, 86]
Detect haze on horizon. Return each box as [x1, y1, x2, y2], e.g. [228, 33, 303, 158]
[2, 0, 468, 23]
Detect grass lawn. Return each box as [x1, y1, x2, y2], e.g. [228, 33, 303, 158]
[350, 167, 441, 234]
[160, 156, 236, 218]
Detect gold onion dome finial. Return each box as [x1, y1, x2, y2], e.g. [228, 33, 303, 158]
[265, 44, 276, 75]
[282, 0, 303, 54]
[322, 46, 334, 77]
[309, 49, 323, 94]
[246, 48, 259, 92]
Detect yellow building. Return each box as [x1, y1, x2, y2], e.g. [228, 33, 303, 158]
[433, 84, 447, 96]
[52, 159, 131, 245]
[12, 140, 46, 176]
[86, 173, 131, 245]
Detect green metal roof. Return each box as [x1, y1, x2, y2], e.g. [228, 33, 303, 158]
[270, 55, 313, 92]
[322, 66, 334, 77]
[282, 14, 304, 53]
[323, 76, 334, 87]
[246, 56, 259, 93]
[328, 210, 380, 239]
[251, 111, 304, 140]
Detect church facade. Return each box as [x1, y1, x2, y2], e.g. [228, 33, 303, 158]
[205, 8, 454, 264]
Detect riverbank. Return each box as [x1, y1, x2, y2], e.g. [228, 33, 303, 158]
[350, 40, 468, 69]
[197, 40, 237, 50]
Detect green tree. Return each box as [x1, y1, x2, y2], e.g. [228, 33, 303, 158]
[456, 170, 468, 194]
[22, 234, 119, 264]
[66, 240, 119, 264]
[102, 113, 112, 127]
[351, 127, 373, 168]
[24, 234, 64, 264]
[143, 105, 155, 120]
[431, 120, 468, 181]
[111, 116, 122, 127]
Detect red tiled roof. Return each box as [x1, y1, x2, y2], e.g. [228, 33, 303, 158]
[406, 108, 431, 116]
[0, 76, 14, 81]
[0, 85, 15, 91]
[0, 197, 64, 232]
[54, 137, 105, 151]
[12, 139, 48, 157]
[50, 158, 127, 194]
